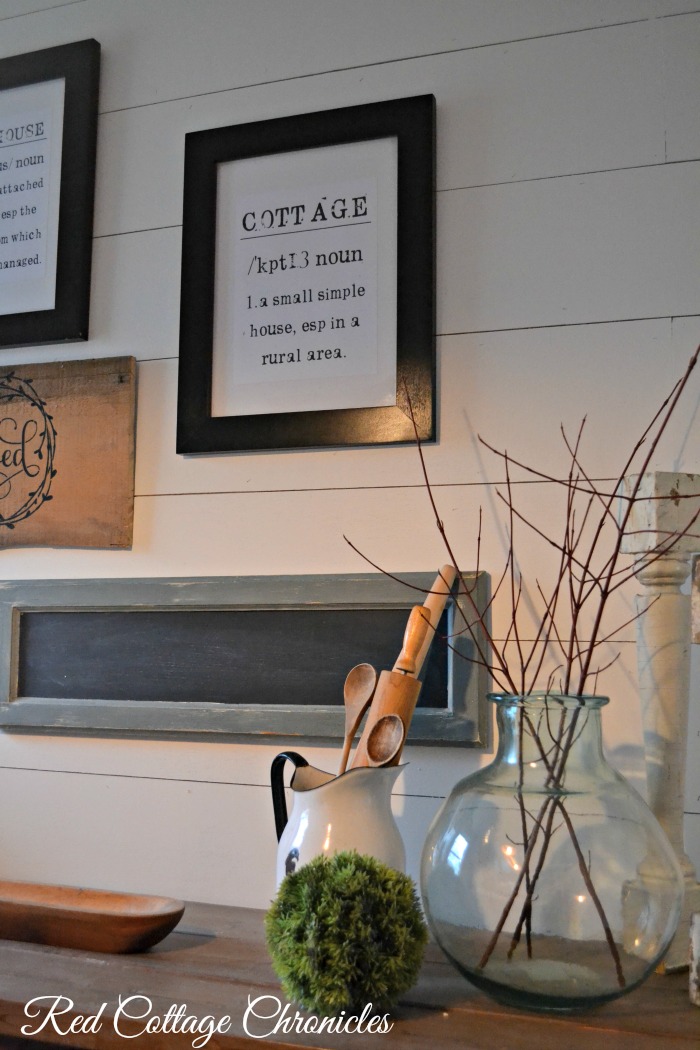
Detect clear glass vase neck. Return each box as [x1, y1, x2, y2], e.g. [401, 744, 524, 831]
[488, 693, 610, 790]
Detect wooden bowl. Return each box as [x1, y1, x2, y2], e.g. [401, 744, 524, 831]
[0, 880, 185, 953]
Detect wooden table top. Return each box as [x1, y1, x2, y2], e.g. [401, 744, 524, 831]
[0, 902, 697, 1049]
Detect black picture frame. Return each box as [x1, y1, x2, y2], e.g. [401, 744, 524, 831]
[0, 39, 100, 349]
[177, 94, 435, 454]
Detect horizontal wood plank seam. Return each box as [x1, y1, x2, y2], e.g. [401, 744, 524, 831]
[93, 159, 700, 243]
[123, 316, 699, 371]
[441, 156, 700, 193]
[0, 766, 450, 800]
[0, 0, 86, 25]
[94, 17, 660, 118]
[131, 478, 643, 499]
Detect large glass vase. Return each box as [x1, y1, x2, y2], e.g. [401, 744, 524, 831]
[421, 694, 683, 1012]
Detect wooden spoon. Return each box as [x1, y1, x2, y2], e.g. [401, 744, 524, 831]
[366, 713, 406, 767]
[350, 604, 430, 770]
[339, 662, 378, 774]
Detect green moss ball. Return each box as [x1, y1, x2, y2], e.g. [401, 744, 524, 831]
[265, 850, 428, 1016]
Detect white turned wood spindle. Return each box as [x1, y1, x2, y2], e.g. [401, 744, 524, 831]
[691, 913, 700, 1005]
[621, 472, 700, 973]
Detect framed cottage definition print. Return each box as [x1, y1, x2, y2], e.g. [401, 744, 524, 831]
[177, 94, 435, 454]
[0, 39, 100, 349]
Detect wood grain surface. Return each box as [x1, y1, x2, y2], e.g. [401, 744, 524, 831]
[0, 902, 695, 1049]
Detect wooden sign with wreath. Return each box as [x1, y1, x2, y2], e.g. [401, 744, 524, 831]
[0, 356, 135, 549]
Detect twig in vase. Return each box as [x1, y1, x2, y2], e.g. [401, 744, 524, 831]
[345, 343, 700, 984]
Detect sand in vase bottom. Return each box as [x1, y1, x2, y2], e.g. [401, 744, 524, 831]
[432, 924, 654, 1011]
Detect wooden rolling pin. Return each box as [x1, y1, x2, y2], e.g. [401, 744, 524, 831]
[350, 564, 458, 769]
[350, 604, 430, 768]
[413, 563, 458, 678]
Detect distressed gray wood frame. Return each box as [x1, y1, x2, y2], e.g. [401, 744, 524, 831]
[0, 573, 489, 744]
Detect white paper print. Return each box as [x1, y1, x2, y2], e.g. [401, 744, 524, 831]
[0, 78, 65, 315]
[212, 137, 397, 417]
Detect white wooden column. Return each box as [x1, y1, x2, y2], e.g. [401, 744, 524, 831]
[622, 471, 700, 972]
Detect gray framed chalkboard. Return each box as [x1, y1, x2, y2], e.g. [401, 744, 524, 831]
[0, 573, 489, 744]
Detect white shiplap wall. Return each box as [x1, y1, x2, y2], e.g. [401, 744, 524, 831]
[0, 0, 697, 909]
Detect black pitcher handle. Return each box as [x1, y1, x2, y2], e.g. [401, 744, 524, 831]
[270, 751, 309, 842]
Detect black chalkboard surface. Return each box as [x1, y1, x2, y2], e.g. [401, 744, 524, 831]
[18, 607, 448, 707]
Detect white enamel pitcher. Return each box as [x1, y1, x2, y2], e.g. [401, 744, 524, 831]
[270, 751, 405, 886]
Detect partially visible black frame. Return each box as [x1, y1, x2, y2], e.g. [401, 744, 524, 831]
[177, 94, 435, 454]
[0, 39, 100, 349]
